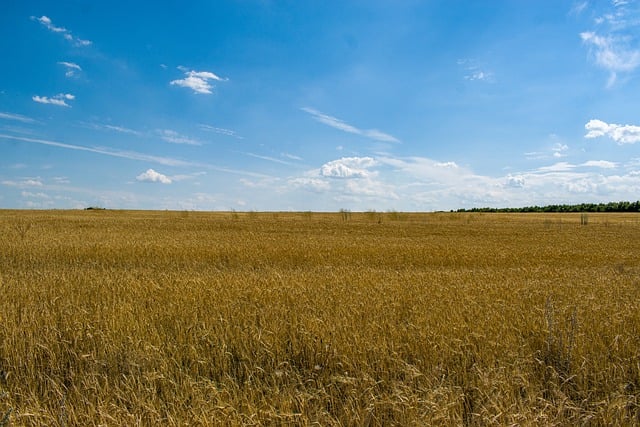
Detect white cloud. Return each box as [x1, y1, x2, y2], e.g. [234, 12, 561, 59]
[458, 58, 494, 82]
[32, 93, 75, 107]
[536, 162, 576, 172]
[0, 112, 36, 123]
[506, 175, 526, 188]
[302, 107, 400, 143]
[580, 1, 640, 86]
[159, 129, 201, 145]
[103, 125, 141, 136]
[34, 15, 66, 33]
[571, 1, 589, 15]
[170, 68, 227, 94]
[320, 157, 377, 178]
[288, 177, 331, 192]
[53, 176, 70, 184]
[58, 61, 82, 77]
[377, 156, 470, 185]
[81, 122, 142, 136]
[199, 124, 243, 139]
[136, 169, 172, 184]
[0, 133, 270, 178]
[2, 178, 43, 188]
[21, 191, 50, 199]
[0, 133, 193, 167]
[245, 152, 296, 165]
[281, 152, 302, 161]
[344, 177, 399, 199]
[32, 15, 92, 46]
[552, 143, 569, 158]
[581, 32, 640, 80]
[582, 160, 618, 168]
[585, 119, 640, 144]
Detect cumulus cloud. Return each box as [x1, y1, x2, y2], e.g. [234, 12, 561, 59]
[32, 93, 75, 107]
[320, 157, 377, 178]
[32, 16, 91, 46]
[552, 143, 569, 158]
[585, 119, 640, 144]
[58, 61, 82, 77]
[136, 169, 172, 184]
[170, 68, 227, 94]
[506, 175, 526, 188]
[302, 107, 400, 143]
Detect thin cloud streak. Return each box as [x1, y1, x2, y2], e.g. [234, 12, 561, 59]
[58, 61, 82, 77]
[199, 124, 243, 139]
[0, 134, 271, 178]
[243, 152, 298, 166]
[0, 112, 37, 123]
[0, 133, 192, 166]
[302, 107, 400, 143]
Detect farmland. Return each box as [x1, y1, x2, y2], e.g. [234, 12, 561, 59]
[0, 210, 639, 425]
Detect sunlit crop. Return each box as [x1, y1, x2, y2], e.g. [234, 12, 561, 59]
[0, 210, 638, 425]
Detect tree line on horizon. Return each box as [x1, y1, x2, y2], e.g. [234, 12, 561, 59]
[456, 201, 640, 213]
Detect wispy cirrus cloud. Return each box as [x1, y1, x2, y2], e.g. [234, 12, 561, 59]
[80, 122, 143, 136]
[170, 67, 227, 94]
[0, 134, 193, 167]
[58, 61, 82, 77]
[31, 15, 91, 46]
[0, 112, 37, 123]
[199, 124, 243, 139]
[582, 160, 618, 168]
[1, 178, 44, 188]
[32, 93, 75, 107]
[585, 118, 640, 144]
[244, 152, 298, 166]
[457, 58, 495, 82]
[158, 129, 201, 145]
[302, 107, 400, 143]
[579, 1, 640, 86]
[0, 134, 271, 178]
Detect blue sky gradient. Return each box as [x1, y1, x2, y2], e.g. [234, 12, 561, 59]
[1, 1, 639, 211]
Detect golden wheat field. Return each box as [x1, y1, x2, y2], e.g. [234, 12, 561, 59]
[0, 209, 639, 426]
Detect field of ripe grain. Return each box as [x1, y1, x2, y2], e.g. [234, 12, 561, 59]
[0, 210, 639, 426]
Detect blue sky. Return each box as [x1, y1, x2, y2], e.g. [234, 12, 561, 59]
[1, 1, 639, 211]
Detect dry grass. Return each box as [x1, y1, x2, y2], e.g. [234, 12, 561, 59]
[0, 210, 639, 426]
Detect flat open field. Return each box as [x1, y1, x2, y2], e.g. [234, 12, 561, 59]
[0, 210, 639, 425]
